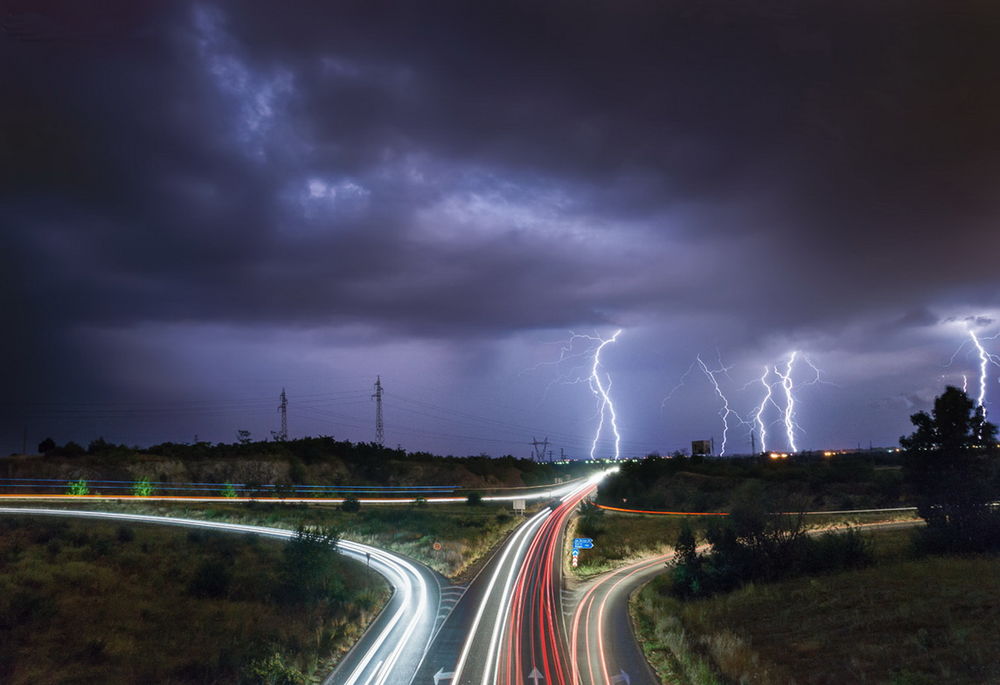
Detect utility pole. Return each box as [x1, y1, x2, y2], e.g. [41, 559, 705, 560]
[277, 388, 288, 441]
[530, 436, 549, 462]
[372, 376, 384, 446]
[560, 447, 565, 462]
[750, 429, 756, 456]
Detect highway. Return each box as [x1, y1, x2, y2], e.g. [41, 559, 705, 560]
[406, 477, 602, 685]
[0, 508, 443, 685]
[569, 554, 670, 685]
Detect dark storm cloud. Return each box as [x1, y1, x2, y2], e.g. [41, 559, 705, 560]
[4, 0, 1000, 450]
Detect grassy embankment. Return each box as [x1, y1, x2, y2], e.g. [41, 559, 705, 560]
[568, 506, 918, 579]
[631, 527, 1000, 685]
[8, 499, 528, 578]
[0, 516, 387, 684]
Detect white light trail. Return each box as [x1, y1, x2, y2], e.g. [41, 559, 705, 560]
[589, 330, 623, 460]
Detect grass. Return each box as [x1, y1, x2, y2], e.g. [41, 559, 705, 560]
[570, 510, 687, 577]
[0, 516, 388, 684]
[631, 527, 1000, 685]
[569, 507, 919, 578]
[4, 499, 528, 578]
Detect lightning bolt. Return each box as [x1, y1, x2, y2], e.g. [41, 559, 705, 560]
[775, 351, 799, 453]
[752, 366, 777, 454]
[968, 329, 1000, 416]
[589, 330, 623, 459]
[962, 374, 969, 394]
[695, 355, 747, 457]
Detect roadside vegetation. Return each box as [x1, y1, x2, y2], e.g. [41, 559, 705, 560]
[633, 528, 1000, 685]
[13, 499, 528, 578]
[631, 387, 1000, 684]
[568, 499, 916, 579]
[3, 435, 591, 494]
[0, 516, 387, 684]
[599, 448, 907, 512]
[569, 501, 686, 576]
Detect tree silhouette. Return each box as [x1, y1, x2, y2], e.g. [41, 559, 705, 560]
[901, 386, 999, 552]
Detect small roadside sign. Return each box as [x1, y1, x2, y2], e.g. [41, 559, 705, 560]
[571, 549, 579, 557]
[513, 499, 526, 514]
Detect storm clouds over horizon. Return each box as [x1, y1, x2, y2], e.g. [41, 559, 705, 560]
[3, 1, 1000, 457]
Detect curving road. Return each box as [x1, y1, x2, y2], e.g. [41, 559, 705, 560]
[0, 507, 443, 685]
[409, 477, 604, 685]
[569, 554, 669, 685]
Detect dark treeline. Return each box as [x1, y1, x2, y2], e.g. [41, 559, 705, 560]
[599, 450, 907, 512]
[24, 435, 587, 487]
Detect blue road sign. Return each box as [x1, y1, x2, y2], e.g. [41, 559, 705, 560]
[571, 549, 579, 557]
[573, 537, 594, 549]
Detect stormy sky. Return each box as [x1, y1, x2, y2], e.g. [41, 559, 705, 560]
[3, 1, 1000, 458]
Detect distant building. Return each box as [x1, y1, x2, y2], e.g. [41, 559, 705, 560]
[691, 440, 712, 456]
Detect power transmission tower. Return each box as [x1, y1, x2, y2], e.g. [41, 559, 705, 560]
[276, 388, 288, 441]
[372, 376, 384, 446]
[531, 436, 549, 462]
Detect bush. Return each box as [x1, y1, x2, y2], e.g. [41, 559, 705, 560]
[188, 559, 232, 598]
[244, 652, 306, 685]
[221, 483, 238, 498]
[341, 496, 361, 513]
[668, 497, 873, 599]
[466, 492, 483, 506]
[132, 479, 154, 497]
[279, 526, 344, 604]
[67, 479, 89, 496]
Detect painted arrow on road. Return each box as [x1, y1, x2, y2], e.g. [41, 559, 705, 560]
[433, 668, 454, 684]
[528, 667, 544, 684]
[611, 669, 630, 684]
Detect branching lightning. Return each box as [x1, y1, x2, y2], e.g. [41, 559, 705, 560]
[968, 329, 1000, 416]
[526, 329, 624, 459]
[774, 351, 799, 452]
[589, 330, 623, 459]
[752, 366, 777, 454]
[695, 355, 748, 456]
[664, 349, 827, 456]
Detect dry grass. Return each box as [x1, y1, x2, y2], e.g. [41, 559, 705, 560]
[0, 516, 388, 684]
[5, 499, 526, 578]
[633, 528, 1000, 685]
[570, 511, 686, 577]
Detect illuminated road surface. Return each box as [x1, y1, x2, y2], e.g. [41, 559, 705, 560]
[569, 554, 670, 685]
[0, 508, 443, 685]
[409, 478, 600, 685]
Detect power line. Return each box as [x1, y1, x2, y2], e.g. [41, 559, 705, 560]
[372, 376, 384, 446]
[276, 388, 288, 441]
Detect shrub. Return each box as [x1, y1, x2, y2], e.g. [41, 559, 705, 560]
[341, 496, 361, 513]
[221, 483, 238, 498]
[67, 479, 89, 496]
[188, 559, 232, 598]
[466, 492, 483, 506]
[132, 478, 154, 497]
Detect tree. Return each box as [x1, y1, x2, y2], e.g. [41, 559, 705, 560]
[901, 386, 1000, 552]
[280, 526, 344, 604]
[37, 437, 56, 454]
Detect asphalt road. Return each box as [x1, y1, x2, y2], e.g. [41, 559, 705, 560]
[569, 554, 670, 685]
[0, 507, 444, 685]
[410, 478, 601, 685]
